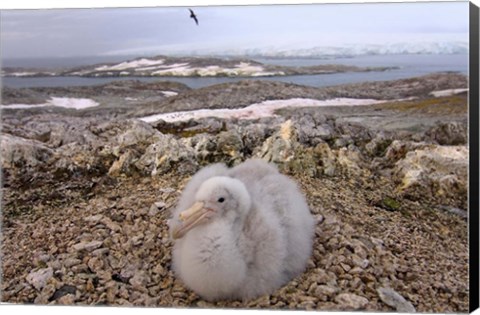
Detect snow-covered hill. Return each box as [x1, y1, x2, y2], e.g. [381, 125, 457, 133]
[2, 56, 394, 78]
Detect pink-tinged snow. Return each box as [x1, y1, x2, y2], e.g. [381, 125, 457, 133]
[1, 97, 99, 110]
[139, 98, 387, 123]
[95, 58, 165, 71]
[429, 88, 469, 97]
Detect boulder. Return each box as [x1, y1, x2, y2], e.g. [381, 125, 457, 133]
[116, 119, 162, 147]
[216, 129, 244, 165]
[135, 134, 198, 176]
[293, 113, 334, 146]
[336, 145, 365, 175]
[365, 133, 393, 157]
[1, 134, 53, 169]
[53, 143, 114, 177]
[255, 119, 299, 164]
[183, 134, 218, 164]
[424, 121, 467, 145]
[383, 140, 431, 164]
[239, 123, 270, 155]
[314, 143, 337, 177]
[393, 145, 468, 207]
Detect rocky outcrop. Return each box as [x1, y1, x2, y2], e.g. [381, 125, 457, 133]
[393, 145, 468, 208]
[135, 134, 198, 176]
[2, 109, 468, 212]
[1, 134, 53, 169]
[424, 121, 468, 145]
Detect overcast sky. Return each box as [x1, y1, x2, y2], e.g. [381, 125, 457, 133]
[0, 1, 469, 59]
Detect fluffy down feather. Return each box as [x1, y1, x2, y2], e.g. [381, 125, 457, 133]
[169, 159, 315, 301]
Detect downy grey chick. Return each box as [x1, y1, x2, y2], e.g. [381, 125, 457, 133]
[169, 159, 315, 301]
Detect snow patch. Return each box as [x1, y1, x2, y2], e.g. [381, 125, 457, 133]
[95, 58, 165, 71]
[197, 66, 222, 76]
[1, 97, 99, 110]
[147, 62, 282, 77]
[139, 98, 387, 123]
[161, 91, 178, 97]
[429, 88, 468, 97]
[151, 64, 192, 76]
[9, 72, 37, 77]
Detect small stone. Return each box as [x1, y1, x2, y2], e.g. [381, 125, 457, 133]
[351, 254, 370, 269]
[307, 282, 318, 295]
[34, 283, 56, 304]
[159, 187, 176, 194]
[92, 248, 110, 257]
[315, 214, 325, 224]
[311, 269, 332, 284]
[57, 293, 75, 305]
[86, 278, 95, 292]
[26, 267, 53, 291]
[340, 263, 351, 272]
[350, 277, 363, 290]
[152, 264, 165, 276]
[131, 234, 144, 246]
[120, 264, 137, 281]
[64, 258, 82, 268]
[87, 256, 105, 273]
[107, 284, 119, 303]
[101, 217, 122, 232]
[247, 294, 271, 307]
[72, 240, 103, 252]
[315, 285, 340, 298]
[334, 293, 369, 310]
[51, 285, 77, 301]
[84, 214, 104, 224]
[71, 263, 89, 273]
[377, 287, 416, 313]
[34, 253, 52, 265]
[306, 258, 316, 269]
[154, 201, 166, 209]
[97, 270, 113, 284]
[349, 267, 364, 275]
[331, 265, 345, 276]
[48, 260, 62, 270]
[149, 205, 159, 216]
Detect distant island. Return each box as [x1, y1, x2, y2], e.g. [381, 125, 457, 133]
[1, 55, 397, 78]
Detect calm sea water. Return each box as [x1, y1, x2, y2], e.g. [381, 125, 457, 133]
[1, 54, 468, 89]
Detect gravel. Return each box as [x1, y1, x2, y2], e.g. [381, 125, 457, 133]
[1, 169, 468, 311]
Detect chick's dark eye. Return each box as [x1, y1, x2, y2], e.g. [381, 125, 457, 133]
[217, 197, 225, 203]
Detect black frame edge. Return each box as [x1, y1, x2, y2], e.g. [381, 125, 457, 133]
[470, 1, 480, 313]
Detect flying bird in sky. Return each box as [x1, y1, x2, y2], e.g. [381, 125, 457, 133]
[189, 8, 199, 25]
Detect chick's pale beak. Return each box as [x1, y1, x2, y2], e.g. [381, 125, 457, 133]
[172, 202, 213, 239]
